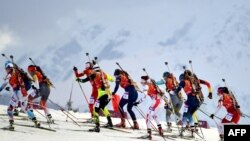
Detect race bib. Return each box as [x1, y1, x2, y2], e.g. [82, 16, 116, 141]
[94, 100, 100, 108]
[30, 91, 37, 97]
[122, 92, 129, 100]
[89, 97, 95, 104]
[225, 113, 233, 121]
[183, 105, 188, 113]
[149, 106, 155, 111]
[10, 97, 17, 106]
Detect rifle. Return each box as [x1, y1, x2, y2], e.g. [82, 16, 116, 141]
[29, 57, 55, 88]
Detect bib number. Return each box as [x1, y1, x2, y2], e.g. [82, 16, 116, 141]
[225, 113, 233, 121]
[122, 92, 129, 100]
[94, 100, 100, 108]
[183, 105, 188, 113]
[89, 97, 95, 104]
[30, 91, 37, 97]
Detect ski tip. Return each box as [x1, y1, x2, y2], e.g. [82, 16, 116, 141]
[1, 53, 5, 56]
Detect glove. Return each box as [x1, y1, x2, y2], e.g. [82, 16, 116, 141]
[92, 60, 97, 65]
[76, 78, 81, 82]
[164, 103, 172, 110]
[31, 85, 39, 94]
[208, 92, 212, 99]
[31, 85, 37, 90]
[90, 73, 96, 80]
[112, 92, 115, 95]
[210, 114, 214, 119]
[133, 101, 140, 106]
[236, 105, 240, 109]
[5, 86, 10, 91]
[73, 66, 78, 71]
[164, 104, 169, 109]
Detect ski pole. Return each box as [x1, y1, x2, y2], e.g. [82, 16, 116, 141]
[242, 113, 250, 119]
[29, 57, 55, 88]
[1, 53, 10, 61]
[77, 81, 89, 105]
[198, 108, 222, 120]
[112, 95, 134, 129]
[32, 108, 51, 129]
[86, 52, 91, 62]
[115, 62, 143, 93]
[192, 113, 205, 139]
[134, 106, 158, 131]
[66, 78, 75, 122]
[189, 60, 194, 74]
[164, 62, 181, 134]
[142, 68, 168, 103]
[136, 107, 167, 141]
[47, 99, 81, 127]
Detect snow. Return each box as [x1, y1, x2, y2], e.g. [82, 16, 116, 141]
[0, 105, 220, 141]
[0, 0, 250, 132]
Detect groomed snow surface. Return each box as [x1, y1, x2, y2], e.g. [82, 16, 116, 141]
[0, 105, 219, 141]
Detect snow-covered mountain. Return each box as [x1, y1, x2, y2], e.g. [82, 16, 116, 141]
[0, 0, 250, 126]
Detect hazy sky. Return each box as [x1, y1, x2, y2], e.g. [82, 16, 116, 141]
[1, 0, 250, 125]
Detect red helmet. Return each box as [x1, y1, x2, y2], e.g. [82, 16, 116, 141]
[28, 65, 36, 72]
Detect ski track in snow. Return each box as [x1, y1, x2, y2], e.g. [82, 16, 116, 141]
[0, 105, 220, 141]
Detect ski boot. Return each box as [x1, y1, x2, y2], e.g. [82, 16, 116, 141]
[166, 122, 172, 132]
[13, 108, 19, 116]
[140, 129, 152, 140]
[131, 120, 139, 129]
[9, 120, 15, 131]
[89, 123, 100, 132]
[158, 124, 164, 136]
[115, 118, 126, 128]
[104, 116, 113, 128]
[219, 134, 224, 141]
[47, 114, 54, 124]
[32, 117, 41, 127]
[180, 127, 185, 137]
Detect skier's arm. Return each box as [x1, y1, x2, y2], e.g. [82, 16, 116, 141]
[155, 79, 165, 85]
[214, 98, 223, 115]
[200, 79, 213, 99]
[199, 79, 212, 93]
[77, 77, 90, 83]
[0, 81, 8, 92]
[32, 73, 40, 89]
[175, 81, 185, 94]
[136, 85, 148, 104]
[74, 70, 86, 78]
[107, 74, 114, 82]
[112, 76, 121, 95]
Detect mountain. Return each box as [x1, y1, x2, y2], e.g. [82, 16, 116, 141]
[0, 0, 250, 126]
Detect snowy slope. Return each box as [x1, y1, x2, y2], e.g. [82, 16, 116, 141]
[0, 105, 220, 141]
[0, 0, 250, 126]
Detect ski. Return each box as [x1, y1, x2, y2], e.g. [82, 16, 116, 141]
[1, 126, 15, 131]
[14, 123, 56, 132]
[100, 126, 131, 133]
